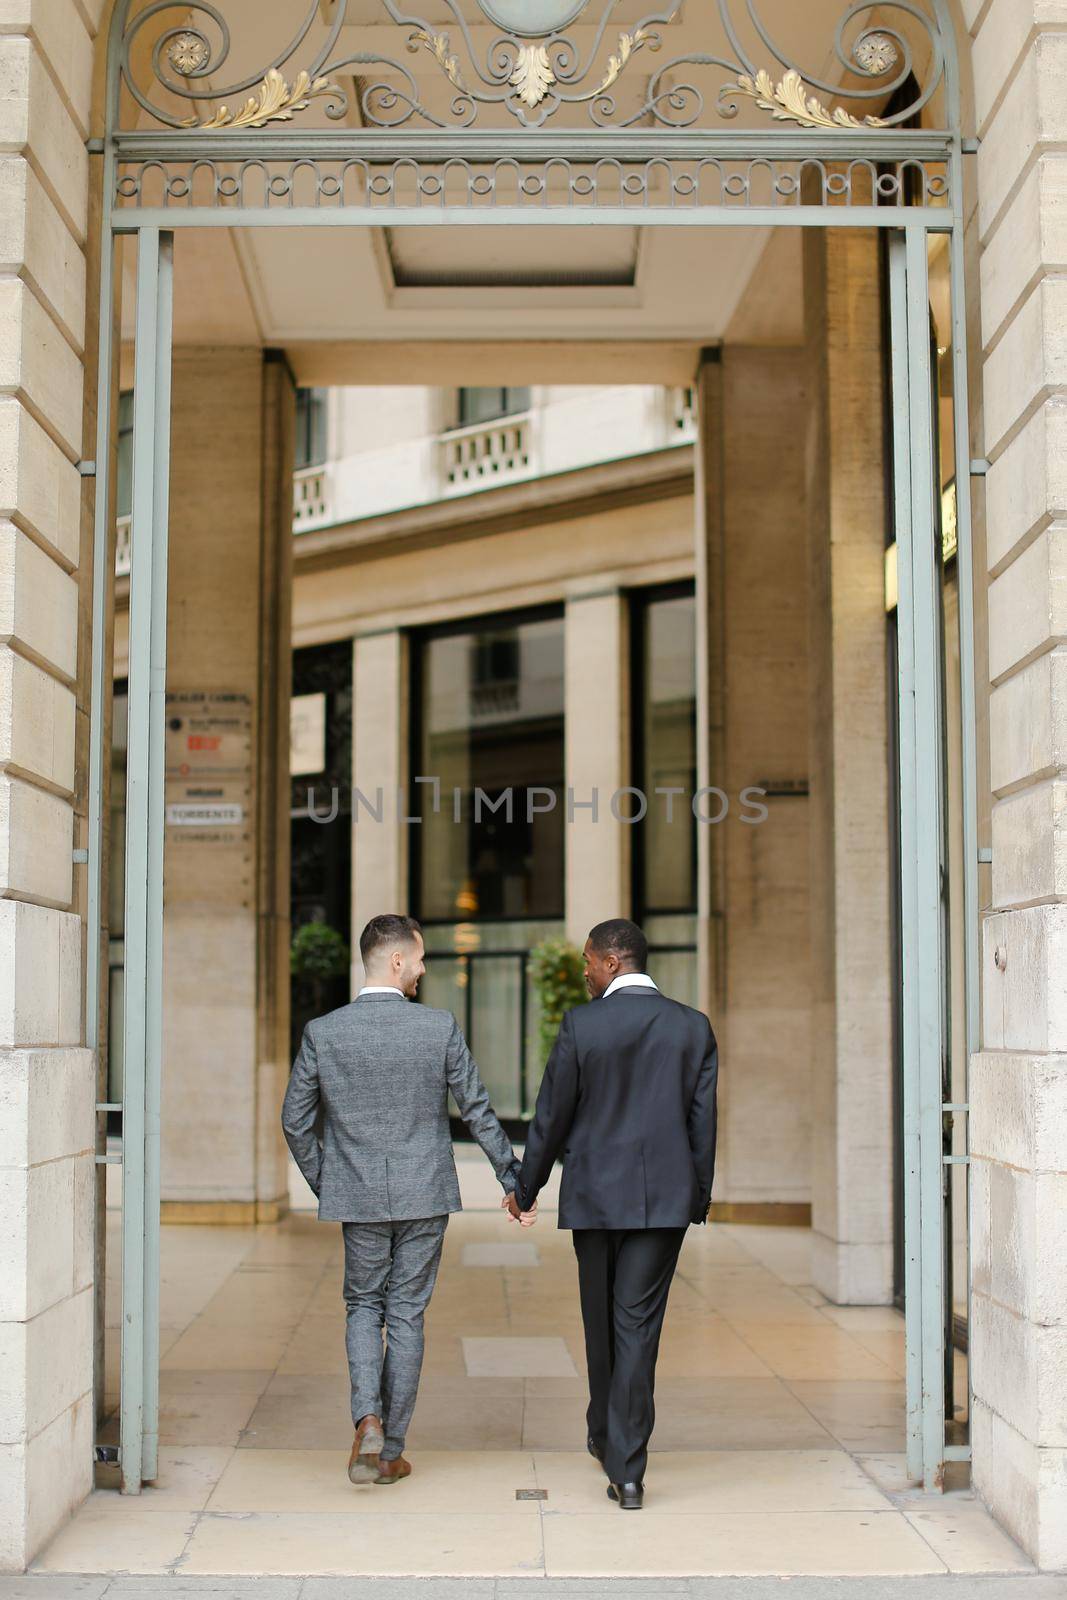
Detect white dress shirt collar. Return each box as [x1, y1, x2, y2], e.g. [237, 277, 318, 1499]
[358, 984, 405, 997]
[602, 972, 659, 999]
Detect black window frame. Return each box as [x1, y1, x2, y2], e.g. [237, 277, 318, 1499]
[455, 386, 531, 429]
[294, 387, 328, 471]
[629, 579, 698, 923]
[409, 600, 566, 927]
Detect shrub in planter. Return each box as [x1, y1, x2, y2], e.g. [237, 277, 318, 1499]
[528, 936, 588, 1065]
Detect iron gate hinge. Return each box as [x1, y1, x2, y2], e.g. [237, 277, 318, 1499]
[969, 458, 990, 476]
[78, 461, 96, 477]
[73, 847, 89, 863]
[961, 138, 980, 154]
[978, 845, 992, 864]
[87, 138, 104, 155]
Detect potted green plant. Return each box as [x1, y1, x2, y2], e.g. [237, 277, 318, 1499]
[528, 936, 588, 1065]
[290, 920, 350, 1019]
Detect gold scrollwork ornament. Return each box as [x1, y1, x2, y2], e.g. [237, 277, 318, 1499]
[509, 43, 556, 108]
[188, 67, 336, 130]
[732, 67, 886, 130]
[412, 24, 653, 112]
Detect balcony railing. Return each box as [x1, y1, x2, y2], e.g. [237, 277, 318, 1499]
[293, 463, 331, 530]
[440, 413, 532, 494]
[115, 514, 131, 577]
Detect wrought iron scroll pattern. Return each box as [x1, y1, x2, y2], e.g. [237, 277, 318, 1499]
[116, 0, 949, 133]
[114, 155, 951, 212]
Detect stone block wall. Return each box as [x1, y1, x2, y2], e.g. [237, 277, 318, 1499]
[0, 0, 98, 1572]
[966, 0, 1067, 1569]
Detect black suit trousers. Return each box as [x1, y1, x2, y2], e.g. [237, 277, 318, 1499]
[572, 1226, 686, 1485]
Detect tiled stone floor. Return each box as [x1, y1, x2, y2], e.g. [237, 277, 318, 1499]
[34, 1154, 1032, 1580]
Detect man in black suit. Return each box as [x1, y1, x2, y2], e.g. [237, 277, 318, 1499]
[506, 917, 718, 1510]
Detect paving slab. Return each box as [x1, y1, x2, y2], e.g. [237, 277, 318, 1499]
[0, 1581, 109, 1600]
[104, 1582, 302, 1596]
[5, 1576, 1063, 1599]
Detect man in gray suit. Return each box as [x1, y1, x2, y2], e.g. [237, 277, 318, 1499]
[281, 912, 533, 1486]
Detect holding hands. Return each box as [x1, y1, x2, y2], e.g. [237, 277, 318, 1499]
[503, 1192, 538, 1227]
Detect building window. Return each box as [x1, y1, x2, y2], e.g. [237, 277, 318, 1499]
[632, 584, 697, 916]
[455, 386, 531, 429]
[294, 387, 328, 470]
[411, 608, 565, 1125]
[631, 583, 698, 1007]
[413, 607, 564, 923]
[290, 640, 353, 1057]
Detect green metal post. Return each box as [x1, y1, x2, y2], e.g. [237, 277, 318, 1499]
[889, 231, 923, 1483]
[141, 230, 172, 1486]
[905, 225, 949, 1491]
[120, 227, 173, 1494]
[892, 226, 952, 1489]
[947, 149, 979, 1454]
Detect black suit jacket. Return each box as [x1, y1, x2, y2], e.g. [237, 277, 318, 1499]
[515, 986, 718, 1230]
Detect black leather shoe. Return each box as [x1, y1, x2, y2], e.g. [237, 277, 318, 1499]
[607, 1480, 644, 1510]
[587, 1436, 606, 1472]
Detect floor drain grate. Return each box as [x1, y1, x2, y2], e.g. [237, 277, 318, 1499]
[516, 1489, 548, 1501]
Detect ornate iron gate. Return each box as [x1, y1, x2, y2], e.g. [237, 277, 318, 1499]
[89, 0, 979, 1500]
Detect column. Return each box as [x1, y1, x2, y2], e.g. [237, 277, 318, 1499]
[717, 344, 813, 1217]
[803, 228, 895, 1304]
[159, 348, 294, 1221]
[255, 355, 296, 1214]
[967, 2, 1067, 1569]
[0, 0, 95, 1571]
[351, 628, 407, 986]
[564, 590, 628, 948]
[693, 354, 726, 1029]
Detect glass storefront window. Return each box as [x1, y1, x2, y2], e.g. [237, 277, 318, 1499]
[414, 609, 565, 923]
[290, 641, 353, 1057]
[632, 584, 697, 916]
[420, 918, 564, 1122]
[631, 584, 698, 1007]
[413, 608, 565, 1125]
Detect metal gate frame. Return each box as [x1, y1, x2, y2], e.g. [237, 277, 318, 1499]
[87, 0, 980, 1501]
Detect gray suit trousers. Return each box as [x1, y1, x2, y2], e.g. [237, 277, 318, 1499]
[342, 1215, 448, 1460]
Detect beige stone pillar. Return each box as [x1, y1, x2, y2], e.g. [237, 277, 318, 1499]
[0, 0, 95, 1571]
[351, 628, 408, 986]
[717, 345, 813, 1215]
[967, 3, 1067, 1570]
[693, 354, 726, 1031]
[803, 229, 894, 1304]
[159, 348, 293, 1221]
[564, 590, 628, 948]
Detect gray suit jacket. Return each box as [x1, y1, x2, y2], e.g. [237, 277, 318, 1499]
[281, 991, 520, 1222]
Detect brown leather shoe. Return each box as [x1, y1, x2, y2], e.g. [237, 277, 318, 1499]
[347, 1414, 385, 1484]
[375, 1455, 412, 1485]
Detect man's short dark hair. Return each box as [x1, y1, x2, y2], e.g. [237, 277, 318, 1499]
[587, 917, 648, 970]
[359, 913, 422, 966]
